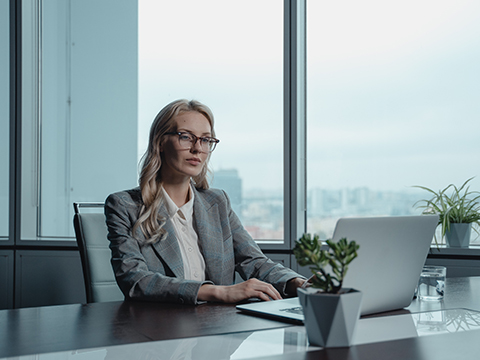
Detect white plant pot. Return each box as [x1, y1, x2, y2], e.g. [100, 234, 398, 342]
[298, 288, 362, 348]
[445, 223, 472, 248]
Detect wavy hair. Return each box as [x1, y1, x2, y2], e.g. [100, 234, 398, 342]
[133, 99, 216, 244]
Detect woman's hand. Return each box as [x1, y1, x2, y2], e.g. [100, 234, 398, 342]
[197, 278, 282, 303]
[285, 277, 308, 296]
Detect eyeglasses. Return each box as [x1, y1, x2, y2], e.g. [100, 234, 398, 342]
[166, 131, 220, 153]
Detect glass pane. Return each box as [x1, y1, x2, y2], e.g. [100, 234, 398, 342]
[0, 0, 8, 238]
[307, 0, 480, 243]
[138, 0, 284, 241]
[21, 0, 138, 240]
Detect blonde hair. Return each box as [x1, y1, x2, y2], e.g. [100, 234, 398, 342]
[134, 99, 216, 243]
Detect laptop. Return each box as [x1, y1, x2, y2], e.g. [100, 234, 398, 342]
[237, 215, 439, 323]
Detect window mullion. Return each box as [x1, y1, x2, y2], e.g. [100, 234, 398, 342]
[284, 0, 307, 250]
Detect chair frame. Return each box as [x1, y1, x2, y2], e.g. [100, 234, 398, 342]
[73, 202, 106, 303]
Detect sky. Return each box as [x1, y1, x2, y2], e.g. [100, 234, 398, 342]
[306, 0, 480, 192]
[138, 0, 480, 193]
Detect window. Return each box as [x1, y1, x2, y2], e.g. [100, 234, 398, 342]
[15, 0, 294, 244]
[20, 0, 138, 240]
[307, 0, 480, 244]
[138, 0, 285, 241]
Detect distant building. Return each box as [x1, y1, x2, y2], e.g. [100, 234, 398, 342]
[308, 186, 420, 219]
[211, 169, 243, 219]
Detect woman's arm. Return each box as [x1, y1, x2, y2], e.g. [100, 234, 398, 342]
[217, 189, 305, 297]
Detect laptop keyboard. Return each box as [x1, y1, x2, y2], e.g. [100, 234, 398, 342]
[279, 306, 304, 315]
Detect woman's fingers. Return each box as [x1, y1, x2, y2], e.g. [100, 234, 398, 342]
[232, 279, 282, 302]
[198, 279, 283, 303]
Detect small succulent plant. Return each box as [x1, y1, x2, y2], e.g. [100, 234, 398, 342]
[293, 234, 359, 294]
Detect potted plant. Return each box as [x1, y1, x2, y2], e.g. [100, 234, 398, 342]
[414, 178, 480, 248]
[293, 234, 361, 348]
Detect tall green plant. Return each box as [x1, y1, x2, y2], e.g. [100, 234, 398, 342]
[414, 177, 480, 241]
[293, 234, 359, 294]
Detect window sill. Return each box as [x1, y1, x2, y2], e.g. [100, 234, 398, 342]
[428, 245, 480, 258]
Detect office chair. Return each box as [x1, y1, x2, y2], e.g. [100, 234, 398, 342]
[73, 202, 124, 303]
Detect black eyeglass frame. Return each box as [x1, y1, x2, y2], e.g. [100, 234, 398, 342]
[165, 131, 220, 152]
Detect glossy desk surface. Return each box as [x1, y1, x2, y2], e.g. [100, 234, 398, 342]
[2, 277, 480, 360]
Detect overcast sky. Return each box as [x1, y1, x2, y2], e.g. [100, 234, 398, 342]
[138, 0, 480, 193]
[306, 0, 480, 192]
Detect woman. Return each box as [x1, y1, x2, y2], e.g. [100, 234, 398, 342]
[105, 99, 305, 304]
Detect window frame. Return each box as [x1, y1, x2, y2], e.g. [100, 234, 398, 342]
[261, 0, 307, 251]
[8, 0, 20, 247]
[7, 0, 307, 251]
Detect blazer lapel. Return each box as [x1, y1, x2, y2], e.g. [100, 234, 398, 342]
[193, 189, 224, 284]
[151, 208, 185, 279]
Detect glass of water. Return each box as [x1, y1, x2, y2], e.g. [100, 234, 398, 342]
[418, 266, 447, 301]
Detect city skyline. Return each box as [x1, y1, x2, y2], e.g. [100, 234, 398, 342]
[212, 168, 428, 240]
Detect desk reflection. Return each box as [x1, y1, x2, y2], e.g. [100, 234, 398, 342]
[355, 306, 480, 345]
[413, 308, 480, 336]
[103, 327, 309, 360]
[104, 333, 251, 360]
[3, 308, 480, 360]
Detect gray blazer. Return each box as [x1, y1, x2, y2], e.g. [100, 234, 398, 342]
[105, 186, 301, 304]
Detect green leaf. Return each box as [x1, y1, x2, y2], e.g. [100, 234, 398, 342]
[293, 234, 360, 293]
[413, 178, 480, 245]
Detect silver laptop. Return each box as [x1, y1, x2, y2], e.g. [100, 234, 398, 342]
[237, 215, 439, 323]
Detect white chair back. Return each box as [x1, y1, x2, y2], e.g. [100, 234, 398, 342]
[73, 203, 124, 303]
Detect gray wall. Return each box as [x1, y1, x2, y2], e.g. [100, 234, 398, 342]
[15, 250, 86, 308]
[0, 251, 14, 309]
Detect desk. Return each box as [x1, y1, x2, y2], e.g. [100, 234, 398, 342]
[1, 277, 480, 360]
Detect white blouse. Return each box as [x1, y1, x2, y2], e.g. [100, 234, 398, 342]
[161, 186, 206, 282]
